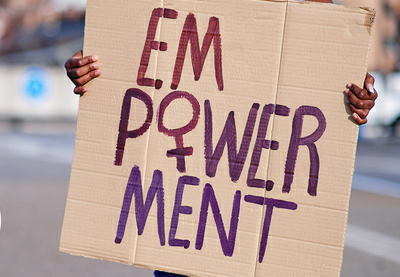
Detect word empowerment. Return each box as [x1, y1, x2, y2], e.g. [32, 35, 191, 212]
[112, 7, 326, 263]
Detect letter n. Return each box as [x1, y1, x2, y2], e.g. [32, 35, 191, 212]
[195, 184, 241, 257]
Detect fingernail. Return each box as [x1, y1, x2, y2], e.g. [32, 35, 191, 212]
[352, 113, 359, 120]
[92, 55, 99, 61]
[92, 63, 99, 69]
[344, 89, 349, 95]
[94, 70, 101, 76]
[346, 83, 352, 89]
[367, 83, 374, 94]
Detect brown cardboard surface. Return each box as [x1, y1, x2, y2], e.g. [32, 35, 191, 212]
[60, 0, 374, 276]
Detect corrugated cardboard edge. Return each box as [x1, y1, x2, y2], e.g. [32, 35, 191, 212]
[340, 5, 376, 276]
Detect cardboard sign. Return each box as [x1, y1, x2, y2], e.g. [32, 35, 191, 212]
[60, 0, 374, 276]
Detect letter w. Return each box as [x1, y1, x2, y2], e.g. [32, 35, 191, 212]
[205, 100, 259, 182]
[115, 166, 165, 246]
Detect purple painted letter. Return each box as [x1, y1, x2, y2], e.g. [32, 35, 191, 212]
[247, 104, 290, 191]
[195, 184, 241, 257]
[245, 195, 297, 263]
[205, 100, 259, 182]
[283, 106, 326, 196]
[114, 88, 153, 166]
[169, 175, 200, 249]
[115, 166, 165, 246]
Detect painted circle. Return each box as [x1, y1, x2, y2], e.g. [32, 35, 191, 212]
[158, 91, 200, 137]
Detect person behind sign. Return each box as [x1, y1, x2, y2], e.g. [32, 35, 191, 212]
[64, 2, 377, 126]
[64, 0, 377, 276]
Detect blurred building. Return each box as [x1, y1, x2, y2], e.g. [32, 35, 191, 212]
[337, 0, 400, 73]
[0, 0, 399, 130]
[336, 0, 400, 138]
[0, 0, 84, 122]
[0, 0, 399, 70]
[0, 0, 85, 65]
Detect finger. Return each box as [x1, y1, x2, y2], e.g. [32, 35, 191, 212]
[78, 55, 99, 67]
[65, 53, 99, 72]
[364, 72, 376, 95]
[67, 62, 100, 81]
[65, 51, 83, 70]
[346, 83, 371, 100]
[73, 86, 88, 96]
[345, 98, 368, 125]
[351, 112, 367, 125]
[71, 69, 101, 87]
[345, 89, 375, 110]
[70, 50, 83, 60]
[346, 100, 369, 119]
[346, 83, 378, 101]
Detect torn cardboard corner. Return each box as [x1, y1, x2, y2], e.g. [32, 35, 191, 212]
[60, 0, 374, 276]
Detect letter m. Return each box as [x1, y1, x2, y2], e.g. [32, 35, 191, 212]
[171, 13, 223, 91]
[115, 166, 165, 245]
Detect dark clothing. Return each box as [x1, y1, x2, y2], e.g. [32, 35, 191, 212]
[154, 270, 187, 277]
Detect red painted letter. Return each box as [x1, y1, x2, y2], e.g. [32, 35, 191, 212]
[158, 91, 200, 173]
[171, 13, 223, 91]
[137, 8, 178, 89]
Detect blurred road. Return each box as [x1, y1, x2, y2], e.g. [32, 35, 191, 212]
[0, 123, 399, 277]
[0, 123, 154, 277]
[342, 140, 400, 277]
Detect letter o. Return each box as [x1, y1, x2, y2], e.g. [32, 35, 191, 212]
[158, 91, 200, 137]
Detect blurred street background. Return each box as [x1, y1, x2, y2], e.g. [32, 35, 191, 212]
[0, 0, 399, 276]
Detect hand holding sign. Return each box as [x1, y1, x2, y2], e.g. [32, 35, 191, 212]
[345, 73, 378, 125]
[65, 53, 377, 125]
[64, 50, 101, 95]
